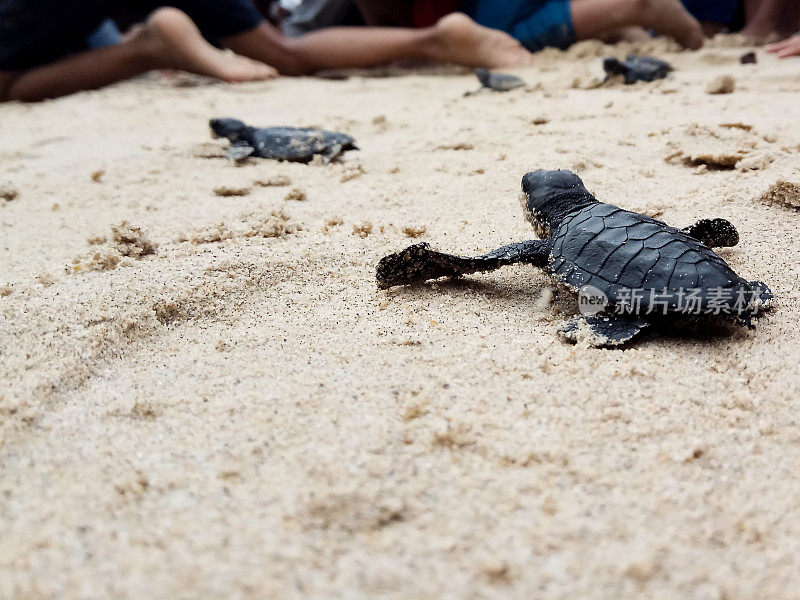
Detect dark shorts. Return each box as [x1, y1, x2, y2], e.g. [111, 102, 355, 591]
[0, 0, 263, 71]
[460, 0, 575, 52]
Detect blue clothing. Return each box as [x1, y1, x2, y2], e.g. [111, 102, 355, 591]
[86, 19, 123, 49]
[460, 0, 575, 52]
[681, 0, 739, 25]
[0, 0, 262, 70]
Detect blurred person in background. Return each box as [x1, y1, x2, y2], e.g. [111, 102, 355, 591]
[0, 0, 530, 102]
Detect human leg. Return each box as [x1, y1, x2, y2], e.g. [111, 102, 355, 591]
[2, 8, 273, 102]
[221, 11, 531, 74]
[571, 0, 703, 48]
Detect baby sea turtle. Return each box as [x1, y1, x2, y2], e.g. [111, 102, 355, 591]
[603, 55, 672, 84]
[465, 68, 526, 96]
[377, 170, 771, 347]
[210, 118, 358, 163]
[740, 51, 757, 65]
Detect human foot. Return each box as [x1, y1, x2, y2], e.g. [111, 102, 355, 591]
[430, 12, 533, 69]
[641, 0, 704, 49]
[141, 8, 277, 82]
[766, 35, 800, 58]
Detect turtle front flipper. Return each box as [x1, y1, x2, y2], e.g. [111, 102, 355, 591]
[681, 218, 739, 248]
[225, 143, 255, 161]
[558, 314, 650, 348]
[319, 144, 343, 165]
[376, 241, 547, 290]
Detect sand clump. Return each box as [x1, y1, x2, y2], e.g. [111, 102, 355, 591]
[192, 141, 226, 159]
[253, 175, 291, 187]
[322, 216, 344, 233]
[664, 123, 775, 171]
[436, 142, 474, 151]
[109, 222, 158, 258]
[72, 222, 157, 273]
[340, 163, 366, 182]
[1, 183, 18, 201]
[352, 221, 373, 238]
[757, 181, 800, 210]
[240, 210, 300, 238]
[706, 75, 735, 94]
[285, 187, 307, 201]
[572, 74, 604, 90]
[213, 186, 251, 197]
[179, 210, 300, 244]
[179, 222, 235, 244]
[402, 226, 427, 238]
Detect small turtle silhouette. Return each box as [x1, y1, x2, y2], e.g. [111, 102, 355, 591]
[377, 170, 771, 347]
[740, 51, 757, 65]
[465, 68, 526, 96]
[603, 55, 672, 84]
[210, 118, 357, 163]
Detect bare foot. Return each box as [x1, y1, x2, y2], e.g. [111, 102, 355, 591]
[766, 35, 800, 58]
[641, 0, 704, 49]
[140, 8, 277, 82]
[430, 13, 533, 69]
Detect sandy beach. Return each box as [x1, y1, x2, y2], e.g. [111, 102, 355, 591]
[2, 37, 800, 598]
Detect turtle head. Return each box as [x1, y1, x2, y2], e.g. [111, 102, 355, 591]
[602, 57, 626, 76]
[520, 170, 597, 238]
[210, 118, 247, 141]
[475, 68, 491, 87]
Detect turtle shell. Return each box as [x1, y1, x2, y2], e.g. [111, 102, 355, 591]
[547, 203, 763, 316]
[243, 127, 357, 163]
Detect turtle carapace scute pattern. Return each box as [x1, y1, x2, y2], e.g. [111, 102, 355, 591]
[376, 170, 771, 347]
[210, 118, 358, 163]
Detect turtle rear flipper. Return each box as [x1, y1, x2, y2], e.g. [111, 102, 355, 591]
[225, 144, 255, 161]
[748, 280, 773, 312]
[559, 314, 650, 348]
[734, 280, 773, 328]
[750, 280, 773, 304]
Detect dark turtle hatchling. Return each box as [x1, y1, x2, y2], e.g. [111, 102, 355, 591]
[603, 55, 672, 84]
[740, 51, 757, 65]
[377, 170, 771, 347]
[466, 68, 526, 96]
[210, 118, 358, 163]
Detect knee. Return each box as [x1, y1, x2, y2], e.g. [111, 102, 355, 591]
[272, 38, 311, 75]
